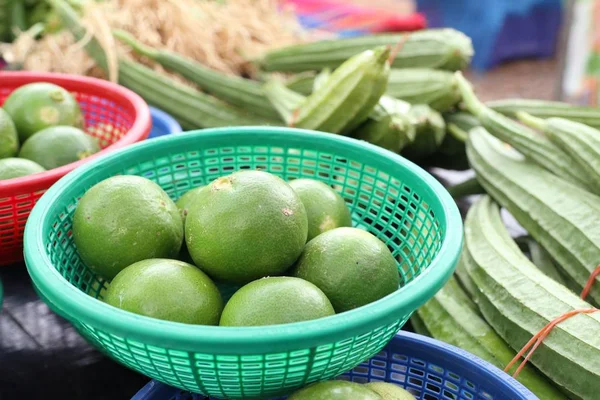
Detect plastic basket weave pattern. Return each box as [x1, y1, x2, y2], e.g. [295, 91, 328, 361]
[25, 127, 462, 399]
[0, 72, 151, 266]
[132, 331, 537, 400]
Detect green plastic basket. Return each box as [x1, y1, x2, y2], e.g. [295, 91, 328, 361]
[24, 127, 462, 399]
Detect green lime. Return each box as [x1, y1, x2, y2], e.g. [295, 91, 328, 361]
[3, 82, 84, 142]
[176, 186, 205, 222]
[365, 382, 415, 399]
[186, 170, 308, 284]
[0, 158, 45, 180]
[0, 108, 19, 159]
[73, 175, 183, 280]
[291, 227, 399, 313]
[219, 277, 334, 327]
[289, 178, 352, 241]
[104, 259, 223, 325]
[288, 381, 382, 400]
[18, 126, 99, 169]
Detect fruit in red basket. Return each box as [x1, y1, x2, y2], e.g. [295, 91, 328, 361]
[219, 277, 334, 326]
[176, 186, 205, 221]
[0, 108, 19, 159]
[3, 82, 84, 142]
[0, 157, 45, 180]
[18, 126, 99, 169]
[186, 170, 308, 284]
[104, 258, 223, 325]
[288, 381, 382, 400]
[289, 178, 352, 241]
[365, 382, 415, 399]
[291, 227, 399, 313]
[73, 175, 183, 280]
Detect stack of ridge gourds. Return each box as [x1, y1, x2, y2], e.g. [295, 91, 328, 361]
[51, 1, 600, 398]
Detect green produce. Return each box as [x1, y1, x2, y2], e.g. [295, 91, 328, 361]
[423, 111, 476, 170]
[289, 179, 352, 241]
[402, 104, 445, 160]
[114, 30, 280, 120]
[386, 68, 461, 112]
[352, 97, 415, 153]
[18, 126, 99, 169]
[219, 277, 334, 327]
[365, 382, 414, 400]
[73, 175, 184, 280]
[285, 71, 317, 95]
[456, 72, 592, 191]
[264, 78, 414, 150]
[409, 312, 430, 336]
[263, 79, 305, 124]
[0, 108, 19, 159]
[104, 259, 223, 325]
[288, 381, 382, 400]
[518, 112, 600, 193]
[175, 186, 205, 222]
[120, 60, 281, 129]
[488, 98, 600, 129]
[3, 82, 84, 142]
[0, 157, 45, 179]
[461, 195, 600, 400]
[292, 46, 390, 135]
[259, 28, 473, 73]
[467, 127, 600, 306]
[312, 68, 331, 91]
[447, 177, 484, 199]
[521, 238, 579, 293]
[292, 227, 399, 312]
[415, 277, 563, 399]
[185, 170, 308, 284]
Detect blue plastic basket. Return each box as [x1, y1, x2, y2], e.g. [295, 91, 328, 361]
[148, 107, 182, 139]
[131, 331, 537, 400]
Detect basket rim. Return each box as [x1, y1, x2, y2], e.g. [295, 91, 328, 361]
[0, 71, 151, 195]
[132, 331, 537, 400]
[25, 127, 463, 353]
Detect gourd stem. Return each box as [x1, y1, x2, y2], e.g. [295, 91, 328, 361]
[113, 29, 159, 59]
[455, 72, 486, 118]
[516, 111, 547, 131]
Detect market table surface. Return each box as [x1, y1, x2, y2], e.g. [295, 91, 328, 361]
[0, 167, 532, 399]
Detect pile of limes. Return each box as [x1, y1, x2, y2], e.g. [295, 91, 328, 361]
[0, 82, 99, 180]
[73, 170, 400, 327]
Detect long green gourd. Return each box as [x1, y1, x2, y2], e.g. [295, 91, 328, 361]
[386, 68, 461, 112]
[286, 67, 461, 112]
[293, 46, 390, 134]
[488, 98, 600, 129]
[455, 72, 592, 191]
[113, 30, 281, 120]
[415, 277, 564, 399]
[518, 112, 600, 194]
[259, 28, 473, 72]
[467, 127, 600, 304]
[462, 194, 600, 399]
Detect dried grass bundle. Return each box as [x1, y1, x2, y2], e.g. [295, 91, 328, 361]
[5, 0, 309, 82]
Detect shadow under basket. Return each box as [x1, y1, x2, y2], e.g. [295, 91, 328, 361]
[24, 127, 462, 399]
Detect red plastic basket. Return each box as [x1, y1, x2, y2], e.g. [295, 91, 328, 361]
[0, 71, 151, 266]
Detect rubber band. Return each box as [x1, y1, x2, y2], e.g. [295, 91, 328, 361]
[581, 264, 600, 301]
[289, 108, 300, 128]
[504, 308, 598, 378]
